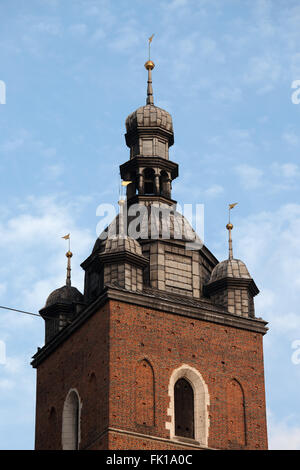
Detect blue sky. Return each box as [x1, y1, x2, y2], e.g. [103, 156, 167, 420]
[0, 0, 300, 449]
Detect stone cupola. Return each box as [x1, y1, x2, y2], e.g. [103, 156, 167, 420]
[39, 248, 84, 343]
[205, 215, 259, 318]
[120, 60, 178, 206]
[81, 201, 149, 300]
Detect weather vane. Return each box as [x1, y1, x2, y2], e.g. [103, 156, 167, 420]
[148, 34, 154, 60]
[228, 202, 238, 223]
[226, 203, 238, 260]
[145, 34, 155, 105]
[62, 233, 72, 287]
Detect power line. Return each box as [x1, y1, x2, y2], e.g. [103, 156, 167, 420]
[0, 305, 48, 319]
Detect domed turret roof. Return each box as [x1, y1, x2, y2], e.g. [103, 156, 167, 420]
[103, 235, 143, 256]
[45, 285, 83, 308]
[209, 258, 251, 283]
[125, 104, 173, 134]
[125, 59, 174, 143]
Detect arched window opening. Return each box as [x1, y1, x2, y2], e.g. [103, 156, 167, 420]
[125, 171, 137, 198]
[174, 378, 194, 439]
[135, 359, 155, 426]
[160, 171, 169, 198]
[166, 365, 210, 446]
[62, 390, 80, 450]
[227, 379, 246, 447]
[143, 168, 155, 195]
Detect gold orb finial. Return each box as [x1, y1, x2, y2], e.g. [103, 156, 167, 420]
[226, 223, 233, 230]
[144, 60, 155, 70]
[66, 250, 73, 258]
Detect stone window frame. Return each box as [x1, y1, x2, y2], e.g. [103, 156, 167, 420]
[166, 364, 210, 446]
[62, 388, 82, 450]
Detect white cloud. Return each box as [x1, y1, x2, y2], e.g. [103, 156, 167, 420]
[212, 86, 242, 102]
[44, 163, 64, 179]
[2, 354, 29, 376]
[0, 195, 94, 313]
[0, 130, 57, 163]
[268, 411, 300, 450]
[34, 20, 62, 36]
[1, 138, 25, 153]
[204, 184, 224, 198]
[41, 147, 57, 158]
[235, 204, 300, 339]
[109, 24, 141, 52]
[235, 164, 263, 189]
[69, 23, 87, 36]
[90, 27, 105, 43]
[199, 37, 225, 63]
[272, 162, 300, 178]
[0, 283, 7, 296]
[244, 55, 281, 93]
[167, 0, 188, 9]
[0, 379, 14, 391]
[282, 132, 299, 146]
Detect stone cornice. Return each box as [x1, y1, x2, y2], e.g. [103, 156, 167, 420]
[98, 250, 149, 269]
[107, 286, 267, 333]
[125, 126, 174, 147]
[81, 250, 149, 273]
[204, 277, 260, 297]
[39, 302, 74, 319]
[120, 156, 178, 180]
[31, 285, 268, 368]
[126, 194, 178, 207]
[199, 245, 219, 269]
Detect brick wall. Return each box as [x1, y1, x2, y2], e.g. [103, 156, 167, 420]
[34, 298, 268, 450]
[108, 300, 268, 450]
[34, 303, 110, 450]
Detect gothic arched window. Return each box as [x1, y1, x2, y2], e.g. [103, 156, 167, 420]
[174, 378, 195, 439]
[227, 379, 246, 447]
[62, 389, 80, 450]
[135, 359, 155, 426]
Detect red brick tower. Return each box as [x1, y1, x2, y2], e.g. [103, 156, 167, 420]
[32, 58, 268, 450]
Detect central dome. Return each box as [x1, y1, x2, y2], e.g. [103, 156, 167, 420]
[93, 210, 202, 254]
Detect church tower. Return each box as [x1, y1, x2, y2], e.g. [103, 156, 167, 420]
[32, 55, 268, 450]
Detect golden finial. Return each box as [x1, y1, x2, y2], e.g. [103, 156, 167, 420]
[145, 34, 155, 104]
[62, 233, 72, 286]
[227, 203, 238, 260]
[144, 60, 155, 71]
